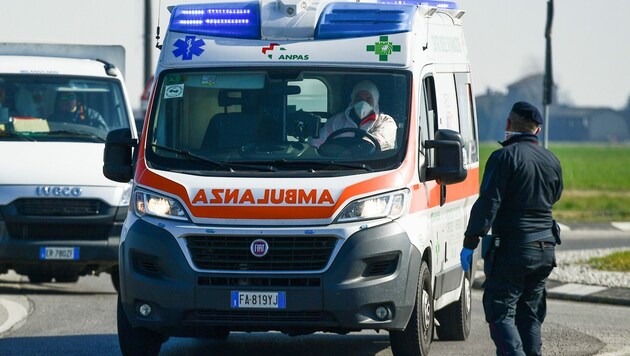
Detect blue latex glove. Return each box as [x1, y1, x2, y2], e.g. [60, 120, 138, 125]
[460, 247, 474, 272]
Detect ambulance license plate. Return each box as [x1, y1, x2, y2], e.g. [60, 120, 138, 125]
[40, 247, 79, 260]
[231, 291, 286, 309]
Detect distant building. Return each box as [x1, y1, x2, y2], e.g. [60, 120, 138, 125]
[476, 74, 630, 142]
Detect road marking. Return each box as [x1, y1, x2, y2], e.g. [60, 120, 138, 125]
[0, 297, 28, 335]
[611, 222, 630, 231]
[547, 283, 607, 296]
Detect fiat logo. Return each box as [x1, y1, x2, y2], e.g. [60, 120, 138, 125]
[250, 239, 269, 258]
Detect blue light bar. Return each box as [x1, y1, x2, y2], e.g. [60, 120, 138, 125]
[379, 0, 458, 9]
[169, 2, 261, 39]
[315, 3, 415, 40]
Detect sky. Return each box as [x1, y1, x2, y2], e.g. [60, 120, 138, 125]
[0, 0, 629, 110]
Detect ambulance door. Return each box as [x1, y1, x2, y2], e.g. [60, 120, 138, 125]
[419, 69, 467, 284]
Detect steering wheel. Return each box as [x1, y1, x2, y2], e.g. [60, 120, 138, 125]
[318, 127, 381, 157]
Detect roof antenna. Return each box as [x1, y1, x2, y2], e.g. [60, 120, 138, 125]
[155, 0, 163, 50]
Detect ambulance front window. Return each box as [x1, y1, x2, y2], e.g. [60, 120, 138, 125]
[146, 69, 410, 175]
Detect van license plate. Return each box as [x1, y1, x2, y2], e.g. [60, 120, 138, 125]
[40, 247, 79, 260]
[231, 291, 286, 309]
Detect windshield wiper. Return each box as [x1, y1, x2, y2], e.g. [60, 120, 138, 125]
[310, 160, 373, 172]
[0, 131, 37, 141]
[242, 159, 373, 172]
[47, 130, 106, 142]
[151, 144, 278, 172]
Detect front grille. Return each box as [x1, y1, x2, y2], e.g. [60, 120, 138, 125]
[186, 235, 337, 271]
[15, 198, 102, 216]
[198, 276, 321, 287]
[6, 223, 111, 240]
[185, 310, 335, 323]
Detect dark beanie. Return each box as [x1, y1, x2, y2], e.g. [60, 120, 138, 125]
[511, 101, 543, 125]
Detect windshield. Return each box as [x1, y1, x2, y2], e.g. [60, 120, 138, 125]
[147, 68, 410, 175]
[0, 74, 131, 142]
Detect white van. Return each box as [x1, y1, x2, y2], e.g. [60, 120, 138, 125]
[105, 1, 479, 354]
[0, 43, 136, 290]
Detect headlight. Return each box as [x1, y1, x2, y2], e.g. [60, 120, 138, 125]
[335, 189, 409, 223]
[134, 189, 189, 221]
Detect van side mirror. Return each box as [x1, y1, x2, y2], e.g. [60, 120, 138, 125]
[425, 129, 467, 185]
[103, 128, 137, 182]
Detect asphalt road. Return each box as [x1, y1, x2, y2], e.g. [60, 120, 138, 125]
[0, 228, 629, 355]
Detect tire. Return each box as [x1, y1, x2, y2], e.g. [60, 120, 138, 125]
[110, 266, 120, 293]
[435, 272, 471, 341]
[28, 274, 53, 283]
[117, 294, 167, 356]
[390, 260, 433, 356]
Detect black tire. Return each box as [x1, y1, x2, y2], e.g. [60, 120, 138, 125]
[110, 266, 120, 293]
[435, 272, 472, 341]
[389, 260, 433, 356]
[28, 274, 53, 283]
[117, 294, 167, 356]
[54, 274, 80, 283]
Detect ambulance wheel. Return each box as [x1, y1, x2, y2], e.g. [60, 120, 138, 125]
[117, 294, 167, 356]
[389, 260, 433, 356]
[435, 272, 471, 341]
[319, 128, 381, 156]
[28, 273, 53, 283]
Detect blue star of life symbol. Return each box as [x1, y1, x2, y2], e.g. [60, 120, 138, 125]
[173, 36, 205, 61]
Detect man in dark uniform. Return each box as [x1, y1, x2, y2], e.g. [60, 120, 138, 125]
[460, 101, 563, 356]
[48, 92, 108, 130]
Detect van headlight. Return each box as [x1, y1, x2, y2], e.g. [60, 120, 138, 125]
[335, 189, 409, 223]
[134, 189, 189, 221]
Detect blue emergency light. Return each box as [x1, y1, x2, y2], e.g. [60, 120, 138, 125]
[169, 2, 261, 39]
[379, 0, 457, 9]
[315, 3, 416, 40]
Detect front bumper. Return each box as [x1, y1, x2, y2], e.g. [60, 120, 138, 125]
[119, 219, 423, 336]
[0, 201, 124, 276]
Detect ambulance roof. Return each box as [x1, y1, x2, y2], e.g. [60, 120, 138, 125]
[158, 0, 467, 69]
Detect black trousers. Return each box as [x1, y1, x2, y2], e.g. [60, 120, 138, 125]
[482, 242, 556, 356]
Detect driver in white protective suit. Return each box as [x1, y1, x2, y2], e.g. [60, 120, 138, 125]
[309, 80, 397, 151]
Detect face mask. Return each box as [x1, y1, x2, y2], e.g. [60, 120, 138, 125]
[353, 100, 373, 119]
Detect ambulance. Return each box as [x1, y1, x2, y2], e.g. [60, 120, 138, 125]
[104, 1, 479, 354]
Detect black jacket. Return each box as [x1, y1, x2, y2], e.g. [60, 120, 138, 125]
[463, 133, 563, 249]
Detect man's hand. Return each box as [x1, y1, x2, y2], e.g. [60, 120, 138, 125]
[460, 247, 474, 272]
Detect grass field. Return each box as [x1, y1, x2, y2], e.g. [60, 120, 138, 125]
[479, 142, 630, 223]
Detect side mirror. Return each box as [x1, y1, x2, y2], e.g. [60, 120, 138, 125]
[103, 128, 137, 182]
[425, 129, 467, 185]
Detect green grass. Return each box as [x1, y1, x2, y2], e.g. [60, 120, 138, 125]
[479, 142, 630, 223]
[588, 250, 630, 272]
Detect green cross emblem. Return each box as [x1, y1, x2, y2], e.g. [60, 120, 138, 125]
[366, 36, 401, 61]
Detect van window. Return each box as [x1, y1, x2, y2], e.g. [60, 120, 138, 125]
[0, 74, 131, 142]
[146, 69, 411, 175]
